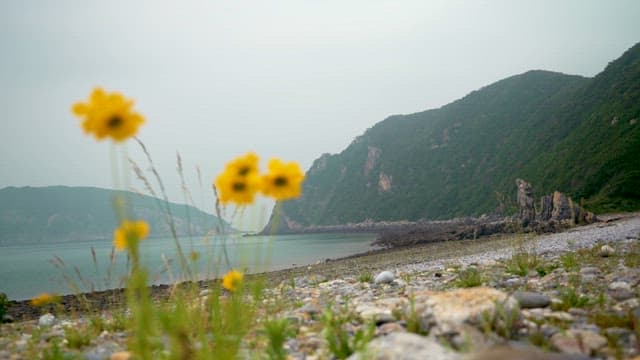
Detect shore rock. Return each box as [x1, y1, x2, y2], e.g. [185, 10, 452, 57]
[374, 271, 395, 284]
[513, 291, 551, 309]
[348, 332, 461, 360]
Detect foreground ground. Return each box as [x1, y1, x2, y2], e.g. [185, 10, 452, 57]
[1, 213, 639, 359]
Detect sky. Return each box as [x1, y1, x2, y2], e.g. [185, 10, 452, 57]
[1, 1, 639, 230]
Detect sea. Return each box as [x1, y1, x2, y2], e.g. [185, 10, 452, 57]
[0, 233, 377, 300]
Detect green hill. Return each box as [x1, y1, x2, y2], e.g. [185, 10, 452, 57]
[0, 186, 228, 244]
[272, 42, 640, 229]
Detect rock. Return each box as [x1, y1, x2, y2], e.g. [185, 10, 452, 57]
[550, 330, 607, 356]
[513, 291, 551, 309]
[516, 179, 536, 224]
[608, 281, 635, 301]
[539, 195, 553, 222]
[374, 271, 395, 284]
[348, 332, 461, 360]
[110, 351, 132, 360]
[471, 345, 591, 360]
[2, 314, 14, 323]
[600, 245, 615, 257]
[579, 267, 600, 276]
[38, 313, 56, 327]
[84, 341, 122, 360]
[409, 287, 517, 332]
[376, 322, 406, 336]
[355, 304, 395, 324]
[551, 192, 572, 222]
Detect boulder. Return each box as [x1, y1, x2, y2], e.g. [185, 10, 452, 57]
[516, 179, 536, 224]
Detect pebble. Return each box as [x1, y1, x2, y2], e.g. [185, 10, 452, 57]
[374, 271, 395, 284]
[348, 332, 461, 360]
[512, 291, 550, 309]
[550, 330, 607, 355]
[38, 313, 56, 327]
[600, 244, 615, 257]
[608, 281, 635, 301]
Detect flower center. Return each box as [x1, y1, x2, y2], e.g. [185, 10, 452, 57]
[107, 115, 123, 129]
[232, 182, 246, 192]
[274, 176, 288, 187]
[238, 166, 250, 176]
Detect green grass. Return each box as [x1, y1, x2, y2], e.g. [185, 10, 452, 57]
[505, 249, 540, 277]
[559, 252, 580, 272]
[454, 267, 483, 288]
[358, 272, 373, 283]
[321, 306, 375, 359]
[554, 287, 593, 311]
[263, 318, 295, 360]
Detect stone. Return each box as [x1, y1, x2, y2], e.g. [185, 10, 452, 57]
[516, 179, 536, 224]
[348, 332, 461, 360]
[539, 195, 553, 222]
[409, 287, 517, 332]
[374, 271, 395, 284]
[551, 192, 572, 222]
[600, 245, 615, 257]
[38, 313, 56, 327]
[2, 314, 14, 323]
[355, 304, 395, 324]
[579, 267, 600, 276]
[608, 281, 635, 301]
[376, 322, 406, 336]
[550, 330, 607, 356]
[513, 291, 551, 309]
[471, 345, 591, 360]
[110, 351, 132, 360]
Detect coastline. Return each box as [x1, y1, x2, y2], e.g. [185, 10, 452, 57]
[6, 212, 639, 322]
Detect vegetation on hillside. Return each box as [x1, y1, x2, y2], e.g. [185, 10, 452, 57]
[277, 42, 640, 227]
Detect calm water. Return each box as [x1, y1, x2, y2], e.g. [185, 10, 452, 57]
[0, 233, 377, 300]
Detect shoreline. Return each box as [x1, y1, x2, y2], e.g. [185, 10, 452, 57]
[6, 212, 639, 322]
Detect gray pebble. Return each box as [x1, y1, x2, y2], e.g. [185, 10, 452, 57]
[374, 271, 395, 284]
[513, 291, 551, 309]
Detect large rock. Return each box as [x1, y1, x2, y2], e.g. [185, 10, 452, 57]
[348, 332, 461, 360]
[539, 195, 553, 221]
[516, 179, 536, 224]
[408, 287, 517, 332]
[551, 191, 573, 222]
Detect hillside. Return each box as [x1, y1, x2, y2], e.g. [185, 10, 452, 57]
[0, 186, 228, 244]
[269, 42, 640, 230]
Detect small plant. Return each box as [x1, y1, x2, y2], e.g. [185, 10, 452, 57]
[454, 267, 483, 288]
[505, 250, 540, 277]
[64, 325, 93, 349]
[592, 311, 633, 329]
[404, 294, 425, 335]
[480, 301, 521, 340]
[358, 272, 373, 283]
[555, 287, 593, 311]
[263, 318, 295, 360]
[0, 292, 8, 322]
[624, 241, 640, 268]
[42, 339, 78, 360]
[321, 306, 375, 359]
[559, 252, 579, 272]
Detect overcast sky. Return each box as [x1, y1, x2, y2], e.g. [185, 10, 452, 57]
[1, 1, 639, 230]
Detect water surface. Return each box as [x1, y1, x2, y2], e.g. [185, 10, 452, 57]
[0, 233, 376, 300]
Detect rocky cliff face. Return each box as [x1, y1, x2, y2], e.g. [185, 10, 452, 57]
[264, 43, 640, 231]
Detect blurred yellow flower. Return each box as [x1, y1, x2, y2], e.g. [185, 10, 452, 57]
[222, 269, 244, 292]
[113, 220, 150, 251]
[72, 87, 145, 142]
[215, 152, 261, 205]
[30, 293, 59, 307]
[261, 159, 305, 200]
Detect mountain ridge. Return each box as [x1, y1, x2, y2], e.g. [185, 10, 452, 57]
[0, 185, 228, 244]
[267, 42, 640, 232]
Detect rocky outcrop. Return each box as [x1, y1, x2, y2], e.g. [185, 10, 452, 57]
[516, 179, 536, 224]
[515, 181, 597, 227]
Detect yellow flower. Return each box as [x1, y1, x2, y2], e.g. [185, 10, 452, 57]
[113, 220, 150, 251]
[261, 159, 305, 200]
[215, 152, 261, 205]
[222, 269, 244, 292]
[30, 293, 59, 307]
[72, 87, 145, 142]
